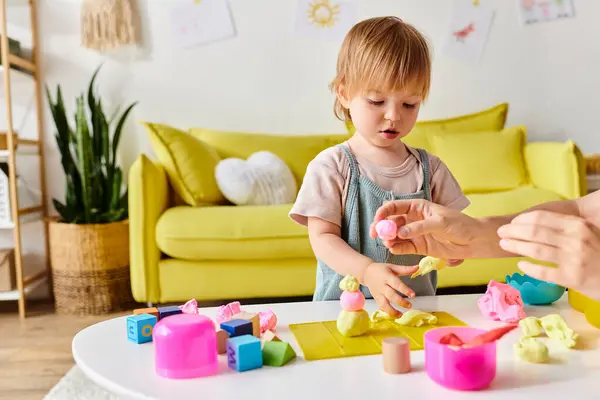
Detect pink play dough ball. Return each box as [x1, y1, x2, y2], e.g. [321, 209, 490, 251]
[376, 219, 397, 241]
[340, 290, 366, 311]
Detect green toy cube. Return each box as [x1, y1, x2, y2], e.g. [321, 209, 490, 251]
[262, 340, 296, 366]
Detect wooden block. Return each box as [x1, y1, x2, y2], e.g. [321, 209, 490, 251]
[382, 337, 411, 374]
[127, 314, 157, 344]
[133, 307, 159, 318]
[263, 341, 296, 366]
[261, 329, 280, 347]
[216, 329, 229, 355]
[232, 311, 260, 338]
[226, 335, 262, 372]
[220, 319, 253, 338]
[157, 305, 182, 320]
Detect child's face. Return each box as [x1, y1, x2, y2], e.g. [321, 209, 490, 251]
[342, 88, 422, 148]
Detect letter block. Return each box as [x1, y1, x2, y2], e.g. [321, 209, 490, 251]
[127, 314, 157, 344]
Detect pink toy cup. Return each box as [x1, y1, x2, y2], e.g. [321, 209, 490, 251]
[153, 314, 218, 379]
[424, 326, 496, 391]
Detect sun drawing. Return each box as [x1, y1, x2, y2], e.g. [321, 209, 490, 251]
[307, 0, 341, 29]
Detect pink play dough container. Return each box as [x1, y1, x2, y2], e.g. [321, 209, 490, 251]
[424, 327, 497, 391]
[153, 314, 218, 379]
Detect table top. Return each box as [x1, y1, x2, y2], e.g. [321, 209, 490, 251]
[72, 293, 600, 400]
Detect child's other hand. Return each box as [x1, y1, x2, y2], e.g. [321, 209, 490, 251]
[363, 262, 418, 317]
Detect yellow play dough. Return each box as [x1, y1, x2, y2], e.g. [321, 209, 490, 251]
[339, 275, 360, 292]
[514, 337, 549, 363]
[412, 257, 447, 279]
[540, 314, 578, 348]
[337, 309, 370, 337]
[394, 310, 438, 327]
[519, 316, 544, 337]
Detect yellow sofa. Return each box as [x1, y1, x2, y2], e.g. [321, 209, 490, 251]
[129, 103, 587, 304]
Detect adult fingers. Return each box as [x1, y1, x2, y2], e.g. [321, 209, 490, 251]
[388, 240, 419, 256]
[447, 259, 464, 267]
[499, 238, 561, 264]
[497, 223, 567, 248]
[373, 199, 427, 225]
[396, 218, 446, 239]
[510, 210, 583, 231]
[384, 285, 413, 309]
[517, 260, 567, 287]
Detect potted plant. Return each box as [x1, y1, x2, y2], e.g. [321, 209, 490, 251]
[45, 65, 137, 315]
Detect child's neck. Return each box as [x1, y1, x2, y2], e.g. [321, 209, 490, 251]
[348, 134, 410, 168]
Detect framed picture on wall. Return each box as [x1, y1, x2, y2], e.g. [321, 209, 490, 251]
[518, 0, 575, 25]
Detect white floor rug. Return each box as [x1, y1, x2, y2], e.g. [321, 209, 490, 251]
[44, 365, 122, 400]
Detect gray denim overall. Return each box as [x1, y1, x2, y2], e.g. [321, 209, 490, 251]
[313, 144, 436, 301]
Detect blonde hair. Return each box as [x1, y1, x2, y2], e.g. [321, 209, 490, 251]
[330, 16, 432, 122]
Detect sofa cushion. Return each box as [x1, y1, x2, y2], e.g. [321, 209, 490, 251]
[463, 186, 565, 218]
[346, 102, 509, 152]
[188, 128, 349, 185]
[155, 204, 314, 260]
[430, 125, 528, 193]
[141, 122, 225, 206]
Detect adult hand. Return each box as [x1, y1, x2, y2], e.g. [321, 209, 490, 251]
[363, 262, 418, 317]
[497, 210, 600, 302]
[370, 199, 483, 260]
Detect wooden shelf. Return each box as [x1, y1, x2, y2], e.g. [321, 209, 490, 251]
[0, 270, 46, 301]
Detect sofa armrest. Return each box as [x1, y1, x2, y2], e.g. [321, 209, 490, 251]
[524, 140, 587, 199]
[128, 154, 170, 303]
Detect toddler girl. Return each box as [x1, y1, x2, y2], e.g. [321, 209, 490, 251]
[289, 16, 470, 316]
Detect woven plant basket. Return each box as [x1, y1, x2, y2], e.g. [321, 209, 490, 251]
[48, 218, 133, 315]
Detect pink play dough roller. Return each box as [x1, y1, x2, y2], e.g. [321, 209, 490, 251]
[153, 314, 218, 379]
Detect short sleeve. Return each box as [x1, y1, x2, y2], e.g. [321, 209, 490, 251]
[289, 151, 346, 227]
[428, 154, 470, 211]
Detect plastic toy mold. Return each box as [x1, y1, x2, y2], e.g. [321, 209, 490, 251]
[506, 273, 565, 305]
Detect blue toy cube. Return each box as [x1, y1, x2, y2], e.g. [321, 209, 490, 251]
[127, 314, 157, 344]
[226, 334, 263, 372]
[220, 319, 253, 338]
[157, 305, 182, 320]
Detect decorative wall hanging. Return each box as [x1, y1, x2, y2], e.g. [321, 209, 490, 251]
[294, 0, 356, 41]
[81, 0, 140, 51]
[518, 0, 575, 25]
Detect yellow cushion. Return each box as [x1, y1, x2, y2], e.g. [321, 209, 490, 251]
[141, 122, 225, 206]
[155, 203, 314, 260]
[462, 186, 564, 218]
[158, 258, 317, 302]
[430, 126, 528, 193]
[189, 128, 349, 184]
[346, 102, 509, 151]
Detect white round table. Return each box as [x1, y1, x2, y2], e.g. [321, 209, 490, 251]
[72, 293, 600, 399]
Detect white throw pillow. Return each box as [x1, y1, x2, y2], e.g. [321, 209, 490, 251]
[214, 151, 297, 206]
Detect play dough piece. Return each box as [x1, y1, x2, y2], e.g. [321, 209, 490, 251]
[370, 310, 393, 323]
[376, 219, 397, 241]
[477, 280, 526, 323]
[540, 314, 578, 348]
[394, 310, 438, 327]
[439, 332, 465, 347]
[465, 324, 518, 347]
[411, 257, 447, 279]
[337, 309, 370, 337]
[258, 310, 277, 333]
[340, 290, 366, 311]
[514, 337, 549, 363]
[519, 316, 544, 337]
[339, 275, 360, 292]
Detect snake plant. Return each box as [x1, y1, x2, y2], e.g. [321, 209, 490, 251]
[46, 65, 137, 224]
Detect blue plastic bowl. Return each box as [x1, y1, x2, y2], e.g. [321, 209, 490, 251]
[506, 273, 566, 305]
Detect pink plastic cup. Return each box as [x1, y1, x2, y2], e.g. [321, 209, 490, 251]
[424, 326, 497, 391]
[153, 314, 218, 379]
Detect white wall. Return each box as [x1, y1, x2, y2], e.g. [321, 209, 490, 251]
[1, 0, 599, 298]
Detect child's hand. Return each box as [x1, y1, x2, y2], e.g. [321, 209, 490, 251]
[363, 262, 419, 317]
[447, 259, 464, 267]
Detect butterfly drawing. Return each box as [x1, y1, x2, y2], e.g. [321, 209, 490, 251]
[453, 23, 475, 42]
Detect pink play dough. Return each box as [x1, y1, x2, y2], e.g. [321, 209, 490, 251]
[477, 280, 526, 323]
[259, 309, 278, 333]
[340, 290, 366, 311]
[215, 301, 242, 324]
[376, 220, 398, 241]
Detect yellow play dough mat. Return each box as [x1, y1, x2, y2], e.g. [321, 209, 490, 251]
[289, 311, 467, 361]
